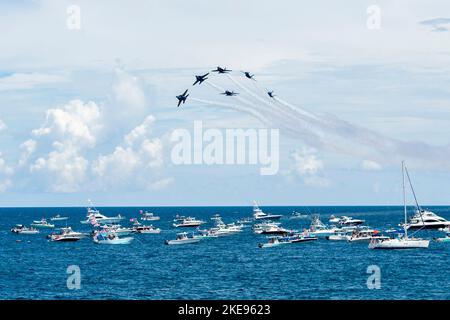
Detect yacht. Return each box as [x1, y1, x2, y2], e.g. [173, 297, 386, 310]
[80, 207, 124, 225]
[209, 215, 243, 236]
[256, 224, 290, 235]
[173, 216, 205, 228]
[369, 162, 430, 250]
[252, 201, 282, 220]
[308, 215, 338, 237]
[140, 210, 160, 221]
[165, 232, 201, 245]
[337, 216, 365, 227]
[347, 229, 389, 243]
[49, 227, 85, 242]
[132, 220, 161, 234]
[405, 209, 450, 230]
[11, 224, 40, 234]
[50, 214, 69, 221]
[31, 219, 55, 229]
[252, 221, 281, 234]
[99, 224, 135, 236]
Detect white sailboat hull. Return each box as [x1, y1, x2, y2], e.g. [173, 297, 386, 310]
[369, 238, 429, 249]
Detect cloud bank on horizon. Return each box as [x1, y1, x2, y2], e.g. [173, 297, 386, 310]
[1, 0, 450, 205]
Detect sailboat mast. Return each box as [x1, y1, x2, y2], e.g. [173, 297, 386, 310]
[402, 161, 408, 239]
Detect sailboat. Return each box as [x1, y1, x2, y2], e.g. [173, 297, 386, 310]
[369, 161, 430, 249]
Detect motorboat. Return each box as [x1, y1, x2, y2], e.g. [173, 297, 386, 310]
[258, 236, 291, 248]
[369, 162, 430, 250]
[50, 214, 69, 221]
[281, 231, 318, 243]
[257, 224, 290, 235]
[193, 229, 219, 239]
[140, 210, 160, 221]
[209, 215, 243, 236]
[98, 224, 135, 236]
[308, 215, 338, 237]
[93, 231, 134, 244]
[173, 216, 205, 228]
[165, 232, 201, 245]
[252, 201, 282, 220]
[252, 221, 281, 234]
[329, 215, 340, 224]
[436, 234, 450, 243]
[49, 227, 85, 242]
[80, 207, 124, 225]
[405, 209, 450, 230]
[290, 211, 308, 219]
[347, 229, 389, 243]
[11, 224, 40, 234]
[132, 221, 161, 234]
[326, 232, 351, 241]
[337, 216, 365, 227]
[31, 219, 55, 229]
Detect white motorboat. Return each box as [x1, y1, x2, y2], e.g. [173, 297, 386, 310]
[252, 201, 282, 220]
[326, 232, 350, 241]
[347, 229, 389, 243]
[290, 211, 308, 219]
[172, 216, 205, 228]
[49, 227, 85, 242]
[140, 210, 160, 221]
[329, 215, 340, 224]
[209, 215, 243, 236]
[11, 224, 40, 234]
[50, 214, 69, 221]
[369, 162, 430, 250]
[31, 219, 55, 229]
[337, 216, 365, 226]
[98, 224, 135, 236]
[308, 215, 338, 237]
[193, 229, 219, 239]
[93, 231, 134, 244]
[252, 221, 281, 234]
[80, 207, 124, 225]
[405, 209, 450, 230]
[257, 224, 290, 235]
[165, 232, 201, 245]
[132, 221, 161, 234]
[258, 236, 291, 248]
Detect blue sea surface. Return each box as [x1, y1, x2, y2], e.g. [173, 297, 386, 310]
[0, 206, 449, 300]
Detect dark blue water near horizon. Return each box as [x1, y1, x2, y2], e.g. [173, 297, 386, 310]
[1, 206, 449, 300]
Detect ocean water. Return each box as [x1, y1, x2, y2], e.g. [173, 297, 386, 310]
[0, 206, 449, 300]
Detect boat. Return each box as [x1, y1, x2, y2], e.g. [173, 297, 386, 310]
[80, 207, 125, 225]
[252, 201, 282, 220]
[140, 210, 160, 221]
[172, 216, 205, 228]
[257, 224, 290, 235]
[252, 221, 281, 234]
[131, 220, 161, 234]
[209, 214, 243, 235]
[93, 231, 134, 244]
[165, 232, 201, 245]
[31, 219, 55, 229]
[192, 229, 219, 239]
[308, 215, 338, 237]
[97, 224, 135, 236]
[439, 226, 450, 233]
[436, 234, 450, 243]
[236, 217, 253, 224]
[10, 224, 40, 234]
[326, 232, 350, 241]
[337, 216, 365, 227]
[329, 215, 340, 224]
[347, 229, 389, 243]
[290, 211, 308, 219]
[258, 236, 291, 248]
[281, 231, 318, 243]
[369, 162, 430, 250]
[50, 214, 69, 221]
[405, 209, 450, 230]
[49, 227, 85, 242]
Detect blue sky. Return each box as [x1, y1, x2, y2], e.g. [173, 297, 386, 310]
[1, 0, 450, 206]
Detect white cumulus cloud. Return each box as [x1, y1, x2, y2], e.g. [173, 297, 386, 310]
[361, 159, 382, 171]
[289, 147, 330, 188]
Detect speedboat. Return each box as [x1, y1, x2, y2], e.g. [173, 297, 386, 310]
[329, 215, 340, 224]
[93, 231, 134, 244]
[132, 221, 161, 234]
[290, 211, 308, 219]
[369, 162, 430, 250]
[50, 214, 69, 221]
[405, 209, 450, 230]
[258, 236, 290, 248]
[252, 201, 282, 220]
[140, 210, 160, 221]
[49, 227, 85, 242]
[172, 216, 205, 228]
[165, 232, 201, 245]
[31, 219, 55, 229]
[11, 224, 40, 234]
[80, 207, 124, 224]
[337, 216, 365, 227]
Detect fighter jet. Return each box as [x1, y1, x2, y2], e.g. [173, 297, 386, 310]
[243, 71, 255, 80]
[212, 66, 232, 74]
[193, 73, 209, 86]
[221, 90, 239, 96]
[176, 89, 189, 107]
[267, 91, 275, 98]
